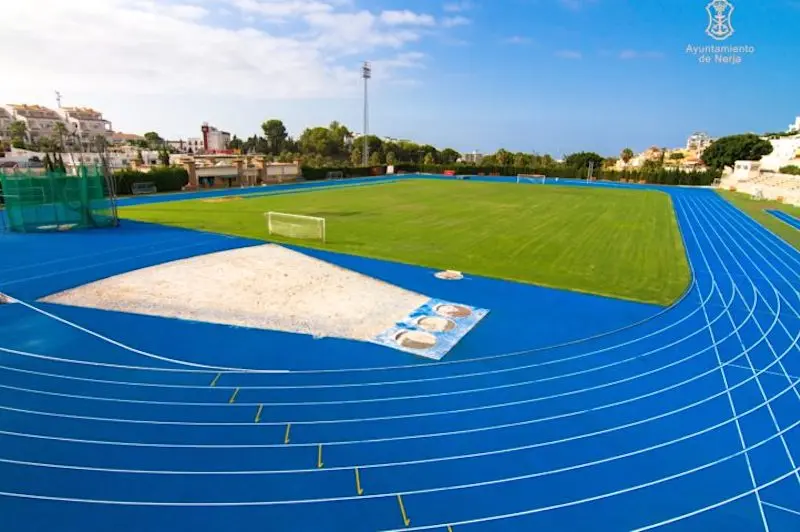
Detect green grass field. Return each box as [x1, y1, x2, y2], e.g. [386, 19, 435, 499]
[121, 180, 690, 305]
[717, 190, 800, 251]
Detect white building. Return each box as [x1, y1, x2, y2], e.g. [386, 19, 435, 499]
[459, 150, 484, 164]
[0, 107, 12, 141]
[201, 123, 230, 153]
[4, 104, 65, 145]
[58, 107, 113, 145]
[167, 138, 206, 154]
[758, 135, 800, 171]
[789, 116, 800, 134]
[686, 132, 714, 153]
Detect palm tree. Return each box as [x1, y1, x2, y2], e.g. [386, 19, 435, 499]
[620, 148, 634, 164]
[53, 121, 69, 152]
[8, 120, 27, 148]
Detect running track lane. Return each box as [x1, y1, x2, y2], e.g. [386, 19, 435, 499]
[767, 210, 800, 231]
[0, 182, 798, 531]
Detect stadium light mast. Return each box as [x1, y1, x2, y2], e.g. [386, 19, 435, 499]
[361, 61, 371, 167]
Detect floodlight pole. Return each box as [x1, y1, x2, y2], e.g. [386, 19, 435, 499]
[362, 61, 371, 167]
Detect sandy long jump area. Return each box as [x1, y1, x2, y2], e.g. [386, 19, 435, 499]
[42, 245, 429, 341]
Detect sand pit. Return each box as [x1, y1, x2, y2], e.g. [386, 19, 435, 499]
[41, 245, 428, 342]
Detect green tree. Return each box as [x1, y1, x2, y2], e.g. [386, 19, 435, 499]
[327, 121, 351, 157]
[701, 134, 773, 170]
[350, 147, 362, 166]
[495, 149, 512, 166]
[56, 153, 66, 172]
[158, 148, 170, 166]
[143, 131, 164, 149]
[669, 152, 686, 161]
[8, 120, 27, 148]
[564, 151, 604, 171]
[513, 153, 532, 167]
[261, 119, 288, 154]
[369, 151, 382, 165]
[385, 151, 397, 165]
[620, 148, 634, 164]
[43, 152, 53, 172]
[440, 148, 461, 164]
[135, 149, 145, 165]
[299, 127, 338, 157]
[52, 121, 69, 152]
[228, 135, 243, 151]
[423, 152, 435, 165]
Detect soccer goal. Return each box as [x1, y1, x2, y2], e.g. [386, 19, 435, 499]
[266, 212, 326, 243]
[326, 171, 344, 180]
[517, 174, 547, 184]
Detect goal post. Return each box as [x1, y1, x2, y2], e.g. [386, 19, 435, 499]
[326, 171, 344, 180]
[265, 212, 326, 243]
[517, 174, 547, 184]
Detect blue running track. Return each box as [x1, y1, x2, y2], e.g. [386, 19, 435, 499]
[768, 209, 800, 231]
[1, 177, 799, 531]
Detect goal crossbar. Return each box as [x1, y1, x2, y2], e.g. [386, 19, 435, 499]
[265, 211, 326, 243]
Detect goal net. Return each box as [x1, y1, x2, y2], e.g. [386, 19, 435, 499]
[266, 212, 326, 243]
[517, 174, 547, 184]
[326, 171, 344, 180]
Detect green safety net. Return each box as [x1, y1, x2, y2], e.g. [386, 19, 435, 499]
[0, 167, 118, 233]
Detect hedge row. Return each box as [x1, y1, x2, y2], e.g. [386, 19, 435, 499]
[113, 167, 189, 195]
[393, 164, 722, 186]
[301, 166, 383, 180]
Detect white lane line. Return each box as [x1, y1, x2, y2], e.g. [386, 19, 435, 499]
[763, 501, 800, 518]
[729, 364, 800, 381]
[10, 299, 288, 373]
[1, 324, 796, 451]
[0, 269, 733, 393]
[2, 265, 705, 379]
[0, 234, 189, 276]
[0, 415, 797, 512]
[679, 194, 769, 531]
[1, 360, 797, 476]
[0, 238, 230, 288]
[703, 197, 800, 360]
[688, 196, 800, 488]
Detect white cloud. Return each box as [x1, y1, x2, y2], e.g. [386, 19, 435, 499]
[443, 1, 474, 12]
[0, 0, 430, 105]
[619, 50, 665, 60]
[555, 49, 582, 59]
[380, 10, 435, 26]
[442, 15, 471, 27]
[503, 36, 533, 45]
[228, 0, 337, 20]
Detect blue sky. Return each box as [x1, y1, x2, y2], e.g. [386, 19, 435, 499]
[3, 0, 799, 156]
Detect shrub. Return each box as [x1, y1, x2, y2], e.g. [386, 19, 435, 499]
[301, 166, 385, 180]
[779, 165, 800, 176]
[114, 167, 188, 195]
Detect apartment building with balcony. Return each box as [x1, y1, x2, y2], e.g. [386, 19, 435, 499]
[4, 104, 65, 145]
[58, 107, 113, 144]
[0, 107, 12, 142]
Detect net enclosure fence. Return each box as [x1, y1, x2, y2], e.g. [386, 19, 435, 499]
[0, 167, 119, 233]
